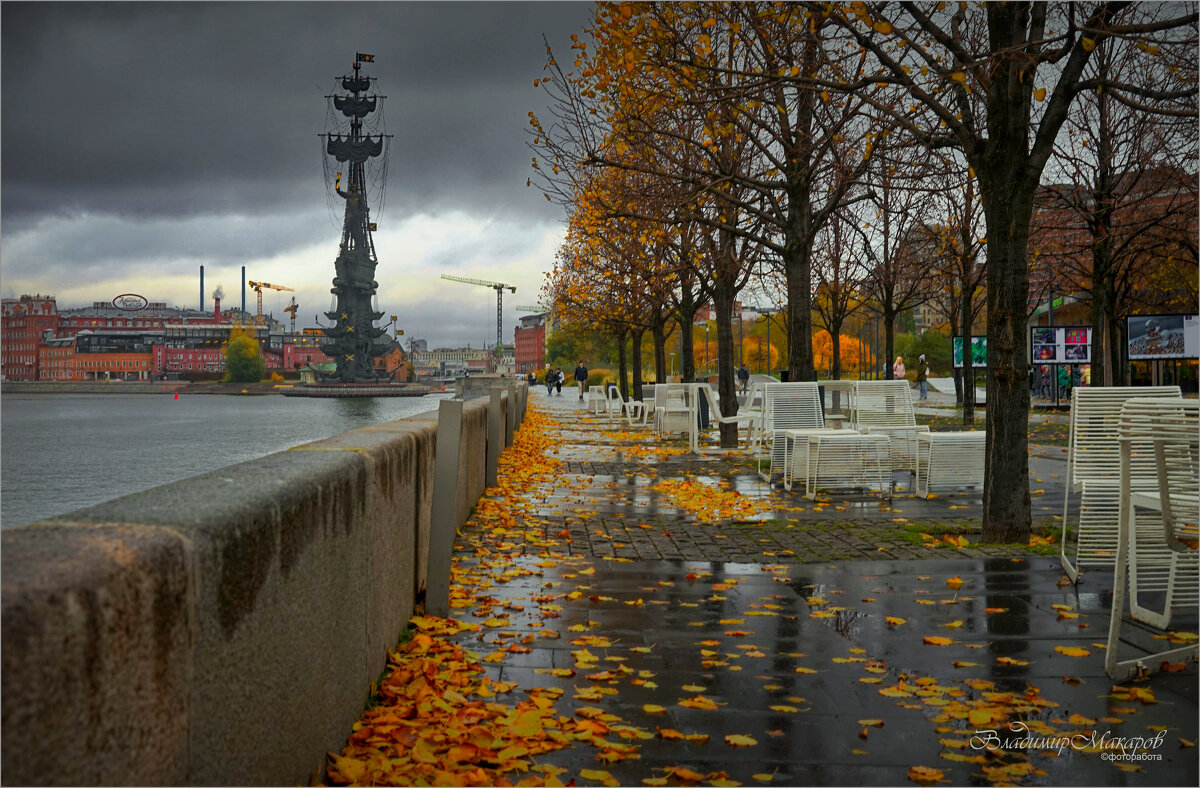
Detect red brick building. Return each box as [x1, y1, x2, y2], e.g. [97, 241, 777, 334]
[514, 313, 547, 373]
[2, 295, 60, 380]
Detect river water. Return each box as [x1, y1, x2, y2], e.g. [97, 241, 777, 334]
[1, 392, 451, 527]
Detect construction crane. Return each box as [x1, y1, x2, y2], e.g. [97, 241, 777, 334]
[440, 274, 515, 351]
[284, 297, 299, 332]
[515, 305, 550, 313]
[247, 280, 294, 325]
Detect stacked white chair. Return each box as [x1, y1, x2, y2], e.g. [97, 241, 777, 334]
[803, 431, 892, 500]
[655, 383, 691, 436]
[914, 431, 986, 498]
[852, 380, 927, 475]
[1105, 397, 1198, 681]
[755, 382, 828, 481]
[821, 379, 856, 428]
[1060, 385, 1180, 582]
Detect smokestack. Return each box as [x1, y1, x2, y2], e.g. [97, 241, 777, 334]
[213, 286, 224, 323]
[241, 265, 246, 319]
[200, 265, 205, 312]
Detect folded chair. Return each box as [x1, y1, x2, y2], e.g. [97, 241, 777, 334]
[1105, 397, 1198, 681]
[1060, 386, 1180, 582]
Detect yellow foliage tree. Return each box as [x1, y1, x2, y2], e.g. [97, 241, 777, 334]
[812, 330, 873, 379]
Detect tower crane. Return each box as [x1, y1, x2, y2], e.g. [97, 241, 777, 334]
[247, 280, 294, 325]
[284, 297, 299, 333]
[439, 274, 515, 351]
[515, 305, 550, 313]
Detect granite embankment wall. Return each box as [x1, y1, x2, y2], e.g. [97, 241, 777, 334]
[1, 384, 528, 786]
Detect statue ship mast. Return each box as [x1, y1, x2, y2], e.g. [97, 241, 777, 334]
[318, 53, 392, 382]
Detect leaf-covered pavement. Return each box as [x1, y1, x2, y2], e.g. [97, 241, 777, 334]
[327, 400, 1197, 787]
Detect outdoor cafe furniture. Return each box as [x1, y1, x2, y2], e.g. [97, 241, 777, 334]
[587, 384, 607, 414]
[852, 380, 925, 477]
[754, 382, 826, 481]
[692, 385, 759, 454]
[914, 430, 985, 499]
[1104, 397, 1198, 681]
[801, 431, 892, 501]
[780, 426, 859, 492]
[1059, 385, 1181, 582]
[606, 386, 646, 426]
[655, 383, 692, 436]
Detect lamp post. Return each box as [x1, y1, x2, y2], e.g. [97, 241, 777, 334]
[705, 323, 710, 369]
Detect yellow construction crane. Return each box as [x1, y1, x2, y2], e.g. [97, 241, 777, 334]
[440, 274, 515, 351]
[247, 280, 294, 325]
[284, 297, 299, 333]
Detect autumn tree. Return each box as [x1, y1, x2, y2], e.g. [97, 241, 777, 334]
[827, 2, 1198, 542]
[530, 2, 887, 393]
[223, 325, 265, 383]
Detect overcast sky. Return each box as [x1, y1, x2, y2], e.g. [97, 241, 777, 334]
[1, 2, 590, 349]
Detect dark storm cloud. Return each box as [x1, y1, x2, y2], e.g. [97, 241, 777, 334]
[1, 1, 589, 231]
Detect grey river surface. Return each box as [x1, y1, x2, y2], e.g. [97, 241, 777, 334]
[1, 392, 450, 527]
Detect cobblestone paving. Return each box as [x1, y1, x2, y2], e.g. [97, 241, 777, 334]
[509, 392, 1068, 565]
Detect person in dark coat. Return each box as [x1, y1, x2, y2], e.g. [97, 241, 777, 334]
[574, 361, 589, 400]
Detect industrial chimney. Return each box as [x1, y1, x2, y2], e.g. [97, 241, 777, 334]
[200, 265, 205, 312]
[212, 286, 225, 323]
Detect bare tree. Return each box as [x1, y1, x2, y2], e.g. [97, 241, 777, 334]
[826, 2, 1198, 541]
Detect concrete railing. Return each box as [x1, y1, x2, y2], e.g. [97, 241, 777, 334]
[1, 384, 528, 786]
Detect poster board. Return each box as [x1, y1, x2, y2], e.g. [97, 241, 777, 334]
[952, 336, 987, 369]
[1126, 314, 1199, 360]
[1030, 326, 1092, 364]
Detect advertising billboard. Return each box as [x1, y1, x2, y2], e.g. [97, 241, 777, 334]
[1127, 314, 1199, 360]
[1030, 326, 1092, 364]
[952, 336, 987, 369]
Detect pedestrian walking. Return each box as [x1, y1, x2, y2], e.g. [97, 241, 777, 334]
[916, 354, 929, 400]
[555, 368, 564, 395]
[574, 361, 589, 400]
[544, 368, 555, 396]
[737, 363, 750, 394]
[892, 355, 906, 381]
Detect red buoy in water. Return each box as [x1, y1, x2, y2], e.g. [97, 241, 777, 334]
[174, 392, 179, 400]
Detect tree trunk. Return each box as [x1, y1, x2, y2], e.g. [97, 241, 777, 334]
[977, 174, 1034, 543]
[616, 331, 628, 400]
[652, 322, 667, 384]
[631, 328, 644, 402]
[713, 282, 740, 447]
[783, 210, 817, 382]
[830, 319, 843, 380]
[960, 292, 975, 426]
[679, 293, 697, 383]
[882, 310, 896, 380]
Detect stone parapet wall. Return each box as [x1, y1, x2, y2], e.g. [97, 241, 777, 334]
[1, 386, 524, 785]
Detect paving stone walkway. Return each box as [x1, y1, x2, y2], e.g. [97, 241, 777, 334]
[328, 393, 1198, 788]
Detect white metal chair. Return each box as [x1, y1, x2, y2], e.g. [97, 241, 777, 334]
[608, 386, 647, 426]
[914, 431, 986, 498]
[1105, 397, 1198, 681]
[692, 385, 758, 453]
[1060, 386, 1181, 582]
[821, 380, 855, 429]
[853, 381, 926, 476]
[803, 432, 892, 500]
[655, 383, 691, 436]
[755, 383, 824, 481]
[587, 385, 607, 414]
